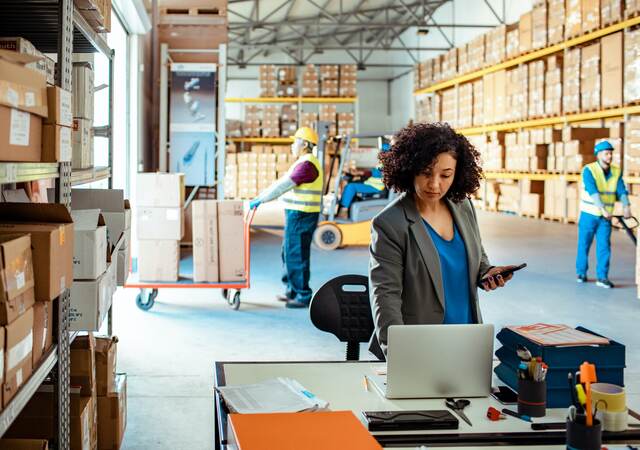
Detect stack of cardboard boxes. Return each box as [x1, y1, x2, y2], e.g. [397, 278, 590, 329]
[415, 96, 438, 124]
[519, 11, 532, 54]
[136, 173, 185, 282]
[602, 32, 623, 108]
[602, 0, 624, 25]
[624, 28, 640, 104]
[582, 0, 601, 33]
[259, 65, 277, 97]
[441, 49, 457, 80]
[506, 66, 527, 122]
[483, 70, 507, 125]
[300, 112, 318, 129]
[548, 0, 565, 44]
[320, 65, 339, 97]
[467, 35, 485, 72]
[457, 83, 473, 129]
[243, 105, 261, 138]
[472, 79, 483, 126]
[506, 26, 520, 60]
[528, 60, 545, 118]
[563, 48, 581, 114]
[337, 112, 355, 136]
[236, 152, 258, 199]
[257, 152, 278, 193]
[339, 65, 357, 97]
[626, 116, 640, 175]
[75, 0, 112, 33]
[520, 179, 546, 217]
[458, 44, 469, 75]
[302, 65, 319, 97]
[43, 86, 73, 163]
[544, 55, 563, 116]
[276, 67, 297, 98]
[532, 2, 548, 50]
[72, 62, 94, 169]
[441, 88, 457, 128]
[224, 154, 239, 199]
[261, 105, 279, 138]
[0, 37, 55, 85]
[319, 104, 337, 136]
[626, 0, 640, 17]
[565, 0, 582, 39]
[485, 25, 506, 66]
[580, 42, 601, 111]
[280, 104, 298, 138]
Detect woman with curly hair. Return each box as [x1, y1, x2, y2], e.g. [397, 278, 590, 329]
[368, 123, 517, 359]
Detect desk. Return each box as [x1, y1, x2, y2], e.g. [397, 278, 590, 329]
[213, 361, 640, 449]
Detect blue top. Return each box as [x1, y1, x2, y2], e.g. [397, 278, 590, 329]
[424, 220, 472, 324]
[583, 164, 629, 206]
[371, 167, 382, 178]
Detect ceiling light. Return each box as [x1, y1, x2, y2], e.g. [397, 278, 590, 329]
[417, 28, 430, 35]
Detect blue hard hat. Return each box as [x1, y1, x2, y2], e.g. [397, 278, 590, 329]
[594, 140, 614, 154]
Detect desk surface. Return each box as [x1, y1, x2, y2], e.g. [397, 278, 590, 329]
[214, 361, 640, 449]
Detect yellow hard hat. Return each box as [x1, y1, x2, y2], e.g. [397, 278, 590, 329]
[294, 127, 318, 145]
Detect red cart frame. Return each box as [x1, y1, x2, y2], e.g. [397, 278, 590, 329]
[125, 208, 257, 311]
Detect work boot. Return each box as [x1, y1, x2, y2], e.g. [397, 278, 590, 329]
[596, 279, 614, 289]
[576, 274, 587, 283]
[276, 294, 291, 302]
[285, 299, 309, 309]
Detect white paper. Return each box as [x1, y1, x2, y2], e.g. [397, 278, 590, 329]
[25, 92, 35, 107]
[6, 88, 18, 107]
[9, 109, 30, 146]
[216, 377, 329, 414]
[166, 209, 179, 220]
[16, 271, 25, 290]
[8, 331, 33, 369]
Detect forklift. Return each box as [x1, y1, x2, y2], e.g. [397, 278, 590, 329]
[313, 132, 396, 251]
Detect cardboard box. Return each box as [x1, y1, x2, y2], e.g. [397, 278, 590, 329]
[32, 301, 53, 367]
[95, 337, 117, 397]
[71, 189, 132, 250]
[565, 0, 582, 38]
[217, 201, 245, 282]
[138, 240, 179, 282]
[0, 105, 42, 162]
[136, 173, 185, 208]
[3, 307, 34, 406]
[98, 374, 127, 450]
[72, 62, 94, 120]
[116, 247, 129, 286]
[44, 86, 72, 127]
[72, 117, 92, 169]
[70, 333, 96, 397]
[601, 32, 623, 108]
[0, 234, 35, 325]
[0, 49, 48, 117]
[0, 440, 48, 450]
[42, 124, 72, 163]
[192, 200, 219, 283]
[71, 209, 108, 280]
[70, 246, 119, 332]
[519, 11, 533, 54]
[582, 0, 600, 33]
[136, 207, 184, 240]
[0, 203, 74, 302]
[562, 126, 609, 141]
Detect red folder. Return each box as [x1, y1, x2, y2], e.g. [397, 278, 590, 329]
[229, 410, 382, 450]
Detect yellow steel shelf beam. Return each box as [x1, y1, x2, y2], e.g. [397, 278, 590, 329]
[415, 16, 640, 95]
[457, 105, 640, 135]
[225, 97, 357, 104]
[484, 171, 580, 182]
[229, 137, 294, 144]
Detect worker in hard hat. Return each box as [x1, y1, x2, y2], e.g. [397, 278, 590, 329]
[576, 140, 632, 288]
[249, 127, 323, 308]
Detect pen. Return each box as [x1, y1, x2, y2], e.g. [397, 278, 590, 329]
[502, 408, 532, 423]
[362, 375, 369, 391]
[568, 373, 578, 408]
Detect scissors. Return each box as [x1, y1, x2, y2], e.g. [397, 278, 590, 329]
[445, 398, 473, 427]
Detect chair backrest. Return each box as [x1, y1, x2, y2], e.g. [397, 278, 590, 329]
[309, 275, 374, 361]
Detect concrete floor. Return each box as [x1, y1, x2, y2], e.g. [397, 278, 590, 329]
[115, 211, 640, 450]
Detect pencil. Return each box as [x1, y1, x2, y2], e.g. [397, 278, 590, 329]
[363, 375, 369, 391]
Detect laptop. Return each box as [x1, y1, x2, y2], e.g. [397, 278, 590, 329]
[371, 324, 495, 399]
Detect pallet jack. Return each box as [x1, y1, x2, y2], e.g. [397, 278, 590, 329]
[313, 132, 396, 251]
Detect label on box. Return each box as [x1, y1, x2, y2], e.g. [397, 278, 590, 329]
[7, 88, 18, 107]
[60, 126, 72, 161]
[60, 276, 65, 293]
[60, 89, 73, 125]
[9, 109, 30, 146]
[166, 209, 179, 220]
[8, 331, 33, 370]
[16, 271, 25, 289]
[16, 368, 22, 387]
[25, 92, 35, 107]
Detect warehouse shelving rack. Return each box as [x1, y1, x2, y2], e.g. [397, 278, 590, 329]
[0, 1, 114, 448]
[225, 96, 359, 147]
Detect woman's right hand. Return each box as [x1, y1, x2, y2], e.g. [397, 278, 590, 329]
[479, 266, 514, 291]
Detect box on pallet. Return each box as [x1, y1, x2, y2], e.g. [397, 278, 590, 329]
[72, 62, 94, 121]
[138, 240, 179, 282]
[32, 301, 53, 367]
[218, 201, 245, 282]
[192, 200, 219, 283]
[0, 234, 35, 326]
[98, 373, 127, 450]
[70, 209, 107, 280]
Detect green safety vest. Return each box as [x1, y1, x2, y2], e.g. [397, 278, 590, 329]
[579, 162, 620, 216]
[282, 153, 323, 213]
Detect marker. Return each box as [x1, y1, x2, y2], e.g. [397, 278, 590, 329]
[502, 408, 532, 423]
[362, 375, 369, 391]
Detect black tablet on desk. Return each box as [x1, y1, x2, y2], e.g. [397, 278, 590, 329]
[362, 410, 459, 431]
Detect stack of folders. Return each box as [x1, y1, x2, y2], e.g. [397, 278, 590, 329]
[216, 378, 329, 414]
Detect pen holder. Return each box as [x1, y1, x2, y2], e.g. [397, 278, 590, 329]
[566, 418, 602, 450]
[517, 379, 546, 418]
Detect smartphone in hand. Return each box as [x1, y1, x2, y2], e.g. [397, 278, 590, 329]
[477, 263, 527, 287]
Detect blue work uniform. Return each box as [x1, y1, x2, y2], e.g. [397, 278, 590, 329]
[340, 168, 385, 209]
[576, 163, 629, 280]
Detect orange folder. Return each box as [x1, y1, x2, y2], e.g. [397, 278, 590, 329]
[229, 410, 383, 450]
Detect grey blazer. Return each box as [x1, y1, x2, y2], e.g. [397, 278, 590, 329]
[368, 192, 493, 359]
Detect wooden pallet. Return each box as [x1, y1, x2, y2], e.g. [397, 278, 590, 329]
[541, 214, 564, 222]
[161, 7, 225, 16]
[520, 213, 541, 220]
[626, 9, 640, 20]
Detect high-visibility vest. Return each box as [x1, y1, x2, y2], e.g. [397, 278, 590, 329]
[282, 152, 323, 213]
[579, 162, 620, 216]
[364, 175, 385, 191]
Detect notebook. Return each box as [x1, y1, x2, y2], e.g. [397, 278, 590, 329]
[228, 410, 382, 450]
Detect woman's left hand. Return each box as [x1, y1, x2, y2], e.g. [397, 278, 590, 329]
[479, 266, 515, 291]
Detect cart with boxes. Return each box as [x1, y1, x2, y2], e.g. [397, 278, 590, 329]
[126, 173, 254, 311]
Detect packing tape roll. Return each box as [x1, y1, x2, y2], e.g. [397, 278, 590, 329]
[591, 383, 626, 412]
[596, 408, 628, 432]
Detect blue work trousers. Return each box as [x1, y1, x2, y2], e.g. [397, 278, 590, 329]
[281, 209, 320, 304]
[340, 183, 381, 209]
[576, 211, 612, 280]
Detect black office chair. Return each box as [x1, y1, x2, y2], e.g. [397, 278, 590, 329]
[309, 275, 374, 361]
[355, 189, 388, 202]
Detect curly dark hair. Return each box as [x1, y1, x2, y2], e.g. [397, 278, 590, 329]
[380, 122, 483, 203]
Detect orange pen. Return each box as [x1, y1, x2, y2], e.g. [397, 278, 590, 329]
[579, 362, 597, 427]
